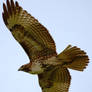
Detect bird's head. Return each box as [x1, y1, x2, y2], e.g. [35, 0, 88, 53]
[18, 62, 32, 73]
[18, 62, 44, 74]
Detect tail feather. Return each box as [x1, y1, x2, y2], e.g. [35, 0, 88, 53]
[57, 45, 89, 71]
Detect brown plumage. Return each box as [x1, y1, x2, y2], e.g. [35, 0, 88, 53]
[2, 0, 89, 92]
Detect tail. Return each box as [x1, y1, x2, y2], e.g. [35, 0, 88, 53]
[57, 45, 89, 71]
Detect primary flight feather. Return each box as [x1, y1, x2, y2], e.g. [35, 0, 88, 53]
[2, 0, 89, 92]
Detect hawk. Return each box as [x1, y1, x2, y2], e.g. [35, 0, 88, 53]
[2, 0, 89, 92]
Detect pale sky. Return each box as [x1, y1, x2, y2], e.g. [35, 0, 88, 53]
[0, 0, 92, 92]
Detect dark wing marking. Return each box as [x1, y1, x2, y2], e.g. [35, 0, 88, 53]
[3, 0, 57, 60]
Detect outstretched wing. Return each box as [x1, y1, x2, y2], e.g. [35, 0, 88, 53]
[38, 67, 71, 92]
[2, 0, 57, 60]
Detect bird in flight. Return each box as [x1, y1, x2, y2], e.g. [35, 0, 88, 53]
[2, 0, 89, 92]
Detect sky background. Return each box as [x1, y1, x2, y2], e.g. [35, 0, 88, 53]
[0, 0, 92, 92]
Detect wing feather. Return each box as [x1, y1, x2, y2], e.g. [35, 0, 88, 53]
[38, 67, 71, 92]
[3, 0, 57, 60]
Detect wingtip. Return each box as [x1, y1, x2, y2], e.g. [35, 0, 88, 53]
[3, 3, 6, 11]
[15, 1, 19, 7]
[2, 12, 8, 25]
[6, 0, 10, 6]
[2, 12, 4, 19]
[11, 0, 15, 7]
[11, 0, 13, 3]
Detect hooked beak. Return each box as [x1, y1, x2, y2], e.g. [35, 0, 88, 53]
[18, 67, 31, 72]
[18, 68, 21, 71]
[18, 67, 23, 71]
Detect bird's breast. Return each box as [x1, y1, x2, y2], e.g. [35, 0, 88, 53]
[30, 61, 44, 74]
